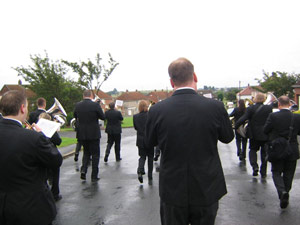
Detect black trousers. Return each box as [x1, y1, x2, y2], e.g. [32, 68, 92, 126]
[249, 139, 267, 175]
[105, 133, 121, 160]
[160, 200, 218, 225]
[49, 167, 60, 197]
[234, 131, 247, 158]
[80, 139, 100, 179]
[271, 160, 297, 198]
[137, 147, 154, 178]
[75, 141, 82, 156]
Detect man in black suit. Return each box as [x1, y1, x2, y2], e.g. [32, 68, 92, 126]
[104, 102, 123, 162]
[145, 58, 234, 225]
[264, 96, 300, 209]
[28, 97, 47, 124]
[0, 90, 62, 225]
[74, 90, 105, 182]
[235, 93, 273, 178]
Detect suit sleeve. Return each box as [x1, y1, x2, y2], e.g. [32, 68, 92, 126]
[263, 113, 273, 135]
[50, 132, 62, 146]
[144, 109, 158, 149]
[218, 105, 234, 143]
[97, 105, 105, 120]
[119, 111, 124, 121]
[35, 134, 63, 169]
[235, 107, 251, 129]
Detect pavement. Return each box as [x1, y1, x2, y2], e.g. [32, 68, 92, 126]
[53, 128, 300, 225]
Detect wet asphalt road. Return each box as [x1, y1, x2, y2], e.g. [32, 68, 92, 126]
[54, 128, 300, 225]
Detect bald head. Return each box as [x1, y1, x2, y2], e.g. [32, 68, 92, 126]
[168, 58, 195, 87]
[278, 96, 290, 108]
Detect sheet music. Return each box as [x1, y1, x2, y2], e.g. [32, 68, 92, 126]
[36, 118, 60, 138]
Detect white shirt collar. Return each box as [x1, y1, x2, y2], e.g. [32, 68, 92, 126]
[176, 87, 195, 91]
[3, 117, 22, 126]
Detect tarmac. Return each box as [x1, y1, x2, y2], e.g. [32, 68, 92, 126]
[53, 128, 300, 225]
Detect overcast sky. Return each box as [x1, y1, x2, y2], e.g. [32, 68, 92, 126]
[1, 0, 300, 92]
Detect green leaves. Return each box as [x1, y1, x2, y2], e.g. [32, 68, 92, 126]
[256, 71, 300, 98]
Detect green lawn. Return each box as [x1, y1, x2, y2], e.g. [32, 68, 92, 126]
[60, 137, 77, 148]
[122, 116, 133, 128]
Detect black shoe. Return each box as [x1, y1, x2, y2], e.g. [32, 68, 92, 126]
[148, 176, 153, 185]
[154, 155, 159, 161]
[280, 192, 289, 209]
[116, 158, 122, 162]
[104, 155, 108, 163]
[80, 173, 86, 180]
[138, 173, 143, 183]
[252, 169, 259, 176]
[54, 194, 62, 202]
[91, 177, 100, 182]
[74, 154, 79, 162]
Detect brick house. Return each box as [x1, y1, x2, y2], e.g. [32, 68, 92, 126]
[116, 90, 149, 116]
[236, 85, 264, 101]
[292, 81, 300, 106]
[0, 84, 36, 109]
[147, 89, 173, 103]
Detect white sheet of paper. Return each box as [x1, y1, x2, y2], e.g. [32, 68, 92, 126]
[36, 118, 60, 138]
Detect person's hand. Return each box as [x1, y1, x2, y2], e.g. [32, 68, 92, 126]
[31, 123, 42, 132]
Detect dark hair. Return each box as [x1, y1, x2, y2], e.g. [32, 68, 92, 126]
[109, 102, 115, 109]
[278, 96, 290, 106]
[238, 99, 246, 112]
[83, 90, 92, 98]
[168, 58, 194, 86]
[0, 90, 27, 116]
[37, 97, 46, 107]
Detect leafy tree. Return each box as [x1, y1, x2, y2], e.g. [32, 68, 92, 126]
[62, 53, 119, 95]
[224, 88, 239, 102]
[256, 71, 300, 98]
[14, 51, 83, 115]
[216, 90, 224, 101]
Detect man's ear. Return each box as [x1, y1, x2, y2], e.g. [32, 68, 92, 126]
[20, 104, 26, 114]
[170, 79, 175, 88]
[193, 73, 198, 83]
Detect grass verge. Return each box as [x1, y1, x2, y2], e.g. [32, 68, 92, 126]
[60, 137, 77, 148]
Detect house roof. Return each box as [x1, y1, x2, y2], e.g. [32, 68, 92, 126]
[94, 90, 113, 100]
[148, 90, 173, 102]
[238, 86, 263, 96]
[0, 84, 36, 98]
[117, 90, 149, 101]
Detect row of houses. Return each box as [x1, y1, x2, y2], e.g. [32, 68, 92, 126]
[2, 83, 300, 116]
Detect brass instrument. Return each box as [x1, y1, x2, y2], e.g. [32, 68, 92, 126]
[24, 119, 33, 129]
[46, 98, 67, 126]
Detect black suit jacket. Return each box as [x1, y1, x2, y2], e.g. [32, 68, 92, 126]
[235, 103, 273, 141]
[264, 109, 300, 160]
[28, 109, 46, 124]
[0, 119, 62, 225]
[145, 89, 234, 207]
[74, 99, 105, 141]
[105, 109, 123, 134]
[133, 111, 148, 148]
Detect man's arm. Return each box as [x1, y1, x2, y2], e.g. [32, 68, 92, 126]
[144, 109, 158, 149]
[97, 104, 105, 121]
[218, 106, 234, 143]
[35, 134, 63, 169]
[263, 114, 273, 135]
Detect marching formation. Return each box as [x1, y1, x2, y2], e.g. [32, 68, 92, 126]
[0, 58, 299, 225]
